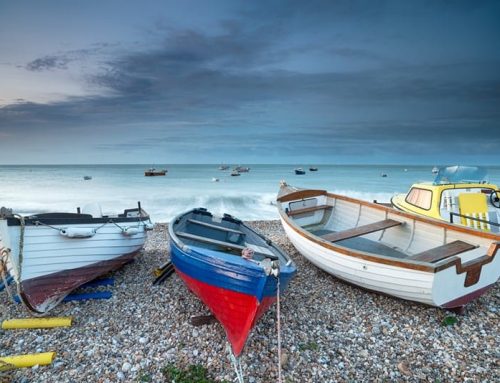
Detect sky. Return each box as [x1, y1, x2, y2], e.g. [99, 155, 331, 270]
[0, 0, 499, 165]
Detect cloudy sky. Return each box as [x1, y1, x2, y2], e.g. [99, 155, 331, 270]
[0, 0, 499, 164]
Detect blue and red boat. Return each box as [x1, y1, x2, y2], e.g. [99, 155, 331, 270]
[169, 208, 296, 356]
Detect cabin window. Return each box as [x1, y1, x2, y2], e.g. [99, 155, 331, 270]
[405, 188, 432, 210]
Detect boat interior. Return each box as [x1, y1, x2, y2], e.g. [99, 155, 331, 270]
[172, 209, 287, 263]
[437, 187, 500, 231]
[280, 193, 495, 264]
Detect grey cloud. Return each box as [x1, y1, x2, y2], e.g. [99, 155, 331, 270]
[26, 55, 72, 71]
[2, 1, 500, 163]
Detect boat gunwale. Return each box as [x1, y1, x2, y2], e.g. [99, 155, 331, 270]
[4, 210, 151, 227]
[168, 208, 296, 271]
[277, 187, 499, 274]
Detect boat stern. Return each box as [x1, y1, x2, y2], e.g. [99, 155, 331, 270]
[432, 243, 500, 308]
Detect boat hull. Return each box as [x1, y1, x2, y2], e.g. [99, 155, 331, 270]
[170, 242, 293, 356]
[145, 172, 166, 176]
[276, 183, 499, 309]
[1, 216, 149, 313]
[20, 250, 137, 313]
[280, 212, 499, 308]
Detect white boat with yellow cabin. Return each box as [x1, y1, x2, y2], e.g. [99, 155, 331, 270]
[391, 166, 500, 233]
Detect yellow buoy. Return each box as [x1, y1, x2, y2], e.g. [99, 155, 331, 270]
[0, 352, 56, 371]
[2, 317, 72, 329]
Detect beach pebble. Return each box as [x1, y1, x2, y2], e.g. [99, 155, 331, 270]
[1, 222, 497, 383]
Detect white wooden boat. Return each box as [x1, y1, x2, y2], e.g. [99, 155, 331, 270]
[0, 203, 153, 314]
[277, 183, 499, 310]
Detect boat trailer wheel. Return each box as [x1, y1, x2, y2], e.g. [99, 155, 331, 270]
[490, 190, 500, 208]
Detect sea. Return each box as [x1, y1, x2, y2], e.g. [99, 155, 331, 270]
[1, 165, 499, 222]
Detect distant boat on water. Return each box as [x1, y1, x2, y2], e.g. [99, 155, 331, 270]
[381, 173, 388, 178]
[432, 166, 439, 174]
[234, 166, 250, 173]
[309, 167, 318, 172]
[218, 165, 229, 171]
[145, 168, 167, 176]
[230, 171, 241, 177]
[83, 176, 92, 180]
[295, 168, 306, 175]
[212, 177, 219, 182]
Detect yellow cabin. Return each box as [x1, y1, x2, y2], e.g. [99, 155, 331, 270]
[391, 166, 500, 232]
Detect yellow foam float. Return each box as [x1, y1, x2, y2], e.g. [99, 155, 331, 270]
[2, 317, 72, 329]
[0, 352, 56, 371]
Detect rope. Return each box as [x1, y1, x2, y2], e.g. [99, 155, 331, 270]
[276, 274, 282, 383]
[226, 344, 244, 383]
[34, 214, 151, 234]
[11, 215, 44, 317]
[0, 259, 14, 303]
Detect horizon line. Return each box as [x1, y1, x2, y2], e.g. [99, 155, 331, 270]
[1, 163, 499, 167]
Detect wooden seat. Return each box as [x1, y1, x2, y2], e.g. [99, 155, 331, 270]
[320, 219, 402, 242]
[408, 240, 477, 263]
[187, 219, 244, 235]
[287, 205, 332, 217]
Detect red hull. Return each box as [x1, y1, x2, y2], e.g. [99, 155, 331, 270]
[20, 250, 138, 313]
[176, 269, 276, 356]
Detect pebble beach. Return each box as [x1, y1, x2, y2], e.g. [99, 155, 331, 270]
[1, 221, 498, 383]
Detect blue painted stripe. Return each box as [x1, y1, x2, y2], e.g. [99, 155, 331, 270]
[171, 242, 296, 302]
[171, 243, 266, 299]
[79, 277, 114, 289]
[15, 291, 112, 304]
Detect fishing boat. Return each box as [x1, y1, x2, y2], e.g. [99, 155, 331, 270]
[211, 177, 220, 182]
[309, 167, 318, 172]
[0, 203, 152, 314]
[234, 166, 250, 173]
[294, 168, 306, 175]
[83, 176, 92, 180]
[169, 208, 296, 356]
[144, 168, 167, 176]
[391, 166, 500, 233]
[219, 165, 229, 171]
[277, 182, 499, 310]
[230, 171, 241, 177]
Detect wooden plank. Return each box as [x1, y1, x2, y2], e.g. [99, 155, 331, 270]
[176, 231, 245, 251]
[408, 240, 477, 263]
[176, 231, 279, 260]
[187, 219, 244, 235]
[277, 189, 327, 203]
[287, 205, 332, 217]
[320, 219, 402, 242]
